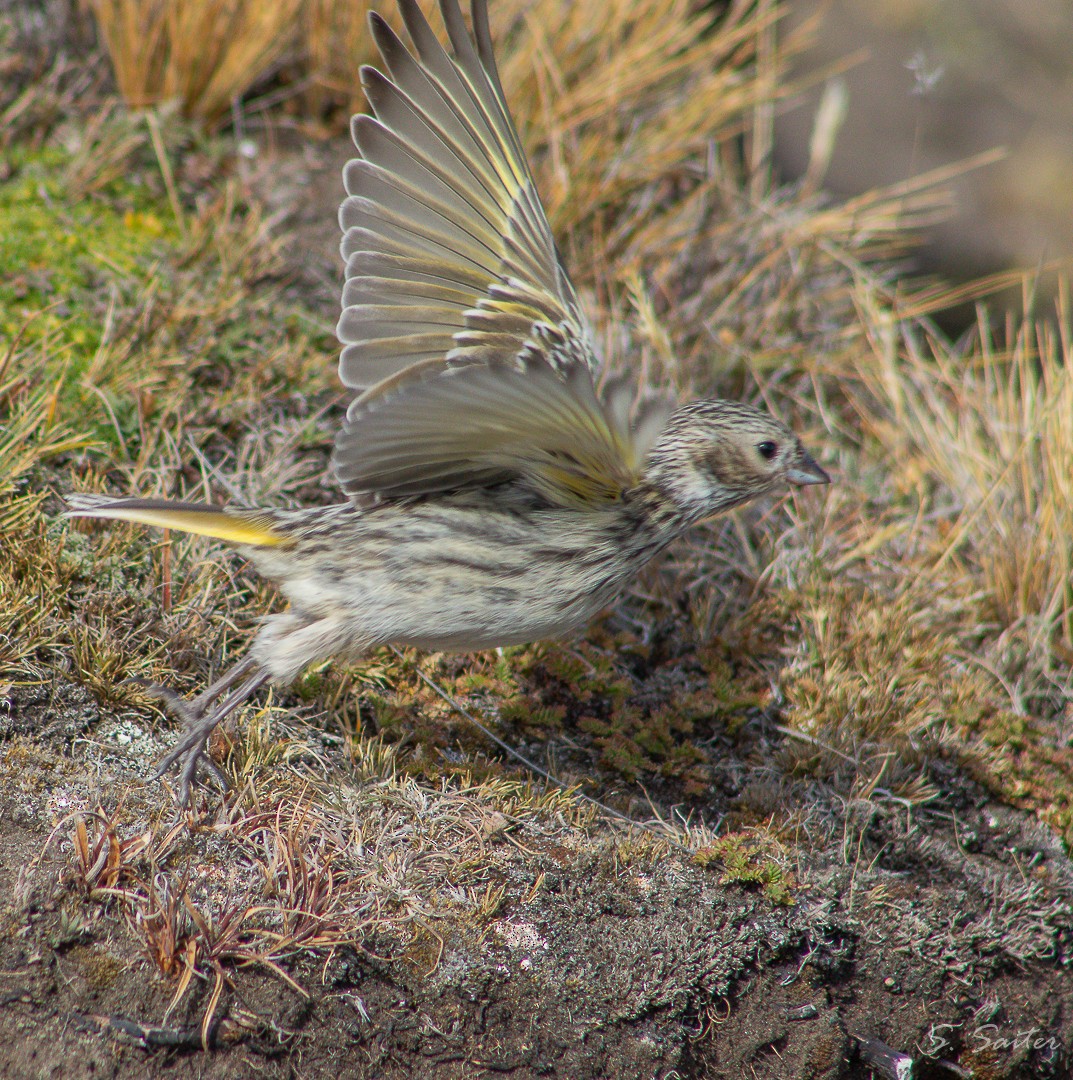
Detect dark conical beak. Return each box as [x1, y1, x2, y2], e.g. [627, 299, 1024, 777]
[786, 451, 831, 487]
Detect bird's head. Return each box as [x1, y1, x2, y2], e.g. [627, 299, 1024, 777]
[640, 400, 830, 524]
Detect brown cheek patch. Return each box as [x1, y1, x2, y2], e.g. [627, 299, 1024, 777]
[707, 447, 755, 488]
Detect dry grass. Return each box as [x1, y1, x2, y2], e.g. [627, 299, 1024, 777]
[84, 0, 305, 120]
[37, 0, 1071, 839]
[0, 117, 331, 698]
[46, 726, 596, 1037]
[8, 0, 1066, 798]
[0, 327, 88, 516]
[852, 282, 1073, 670]
[82, 0, 793, 137]
[740, 271, 1073, 842]
[301, 0, 381, 118]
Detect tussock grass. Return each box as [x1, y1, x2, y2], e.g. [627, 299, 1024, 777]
[84, 0, 304, 120]
[751, 275, 1073, 841]
[852, 283, 1073, 670]
[301, 0, 380, 118]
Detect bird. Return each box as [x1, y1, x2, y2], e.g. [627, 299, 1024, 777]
[65, 0, 830, 803]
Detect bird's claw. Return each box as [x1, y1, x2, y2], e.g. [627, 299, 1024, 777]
[127, 660, 268, 806]
[150, 716, 230, 805]
[131, 683, 229, 804]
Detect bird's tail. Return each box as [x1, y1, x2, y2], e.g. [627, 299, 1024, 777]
[64, 494, 288, 547]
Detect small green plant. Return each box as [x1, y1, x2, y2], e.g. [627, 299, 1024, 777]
[694, 832, 795, 906]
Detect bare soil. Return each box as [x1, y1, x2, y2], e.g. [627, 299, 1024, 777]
[2, 647, 1072, 1078]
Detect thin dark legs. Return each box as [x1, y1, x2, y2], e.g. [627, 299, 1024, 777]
[133, 657, 270, 804]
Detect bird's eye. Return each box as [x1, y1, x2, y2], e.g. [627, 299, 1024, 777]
[757, 441, 778, 461]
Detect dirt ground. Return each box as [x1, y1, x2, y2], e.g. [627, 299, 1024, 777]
[2, 667, 1072, 1079]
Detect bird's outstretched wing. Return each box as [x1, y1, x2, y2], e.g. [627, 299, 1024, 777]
[334, 0, 672, 507]
[337, 0, 596, 392]
[335, 357, 673, 508]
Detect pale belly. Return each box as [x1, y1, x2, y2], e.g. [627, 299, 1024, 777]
[241, 501, 660, 667]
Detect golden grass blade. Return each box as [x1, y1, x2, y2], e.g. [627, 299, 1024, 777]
[85, 0, 304, 120]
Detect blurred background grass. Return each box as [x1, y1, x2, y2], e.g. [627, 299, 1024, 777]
[75, 0, 1073, 309]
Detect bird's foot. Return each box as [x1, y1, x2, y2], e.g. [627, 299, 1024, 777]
[127, 659, 268, 805]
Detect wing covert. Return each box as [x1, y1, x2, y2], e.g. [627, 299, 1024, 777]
[333, 358, 674, 510]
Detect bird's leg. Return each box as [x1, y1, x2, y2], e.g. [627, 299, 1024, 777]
[132, 656, 257, 726]
[132, 657, 270, 803]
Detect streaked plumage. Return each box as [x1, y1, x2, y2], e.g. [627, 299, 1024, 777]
[65, 0, 829, 802]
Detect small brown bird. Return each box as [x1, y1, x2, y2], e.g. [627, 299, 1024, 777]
[66, 0, 829, 802]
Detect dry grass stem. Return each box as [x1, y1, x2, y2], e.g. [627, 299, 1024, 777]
[85, 0, 304, 120]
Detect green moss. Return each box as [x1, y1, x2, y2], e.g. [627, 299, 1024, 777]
[293, 664, 330, 700]
[956, 709, 1073, 848]
[367, 692, 414, 737]
[578, 703, 710, 791]
[2, 130, 335, 465]
[498, 695, 566, 734]
[0, 145, 180, 369]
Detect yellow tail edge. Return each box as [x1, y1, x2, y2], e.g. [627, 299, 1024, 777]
[64, 494, 287, 547]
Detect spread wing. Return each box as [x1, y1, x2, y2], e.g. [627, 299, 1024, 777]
[337, 0, 597, 390]
[335, 357, 675, 508]
[334, 0, 673, 508]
